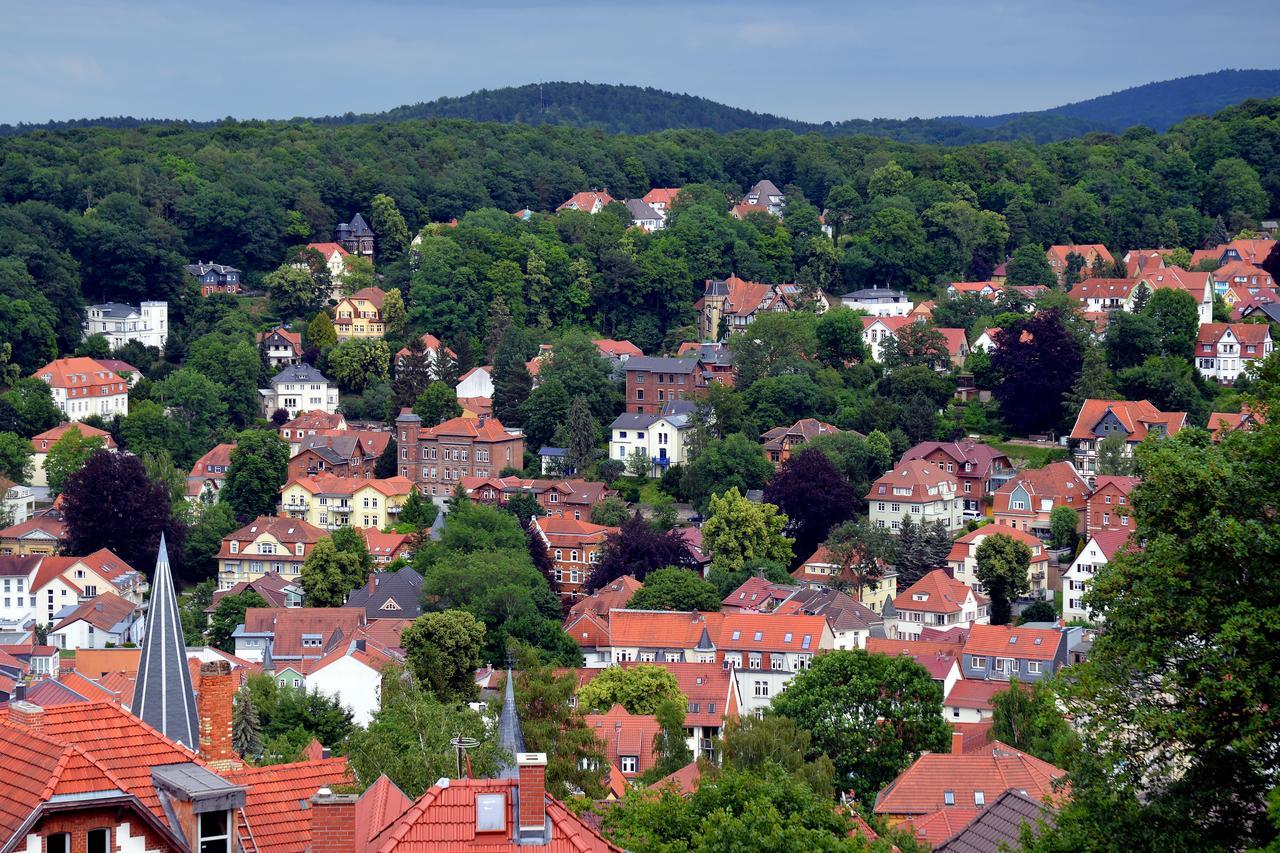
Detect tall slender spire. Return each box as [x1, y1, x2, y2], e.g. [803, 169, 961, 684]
[132, 533, 199, 749]
[495, 667, 526, 779]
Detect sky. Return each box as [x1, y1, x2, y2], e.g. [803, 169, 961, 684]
[3, 0, 1278, 125]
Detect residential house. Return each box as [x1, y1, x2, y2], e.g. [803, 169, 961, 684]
[333, 211, 375, 258]
[278, 410, 348, 451]
[992, 462, 1089, 542]
[866, 460, 964, 533]
[1071, 278, 1137, 313]
[259, 363, 340, 418]
[1085, 475, 1140, 536]
[742, 180, 785, 215]
[395, 332, 456, 372]
[360, 528, 414, 565]
[216, 516, 327, 589]
[961, 623, 1068, 682]
[456, 365, 495, 399]
[83, 300, 168, 349]
[842, 288, 913, 317]
[31, 548, 147, 630]
[642, 187, 681, 213]
[696, 276, 794, 339]
[933, 790, 1057, 853]
[902, 440, 1014, 516]
[462, 476, 612, 520]
[947, 525, 1050, 598]
[584, 704, 663, 780]
[0, 512, 66, 556]
[305, 637, 400, 726]
[32, 357, 130, 421]
[623, 356, 709, 415]
[1063, 529, 1135, 624]
[0, 555, 40, 634]
[760, 419, 844, 465]
[861, 315, 917, 362]
[49, 592, 143, 649]
[257, 327, 303, 368]
[280, 473, 415, 530]
[303, 241, 351, 298]
[557, 190, 614, 213]
[597, 609, 725, 668]
[394, 412, 525, 503]
[790, 546, 897, 613]
[1142, 266, 1215, 324]
[1046, 244, 1114, 285]
[716, 612, 834, 714]
[531, 513, 615, 600]
[875, 737, 1066, 830]
[207, 572, 303, 620]
[608, 410, 694, 476]
[286, 433, 378, 480]
[1208, 407, 1265, 441]
[343, 565, 423, 620]
[1, 479, 34, 526]
[945, 281, 1000, 300]
[1191, 237, 1277, 269]
[888, 570, 989, 640]
[1069, 399, 1186, 477]
[232, 606, 366, 666]
[943, 679, 1010, 723]
[623, 198, 664, 231]
[938, 327, 970, 368]
[1195, 322, 1273, 383]
[720, 575, 797, 614]
[1213, 260, 1275, 296]
[333, 286, 387, 339]
[184, 260, 242, 296]
[568, 576, 643, 623]
[776, 586, 884, 649]
[866, 636, 963, 698]
[652, 662, 738, 760]
[186, 442, 235, 503]
[1123, 248, 1170, 277]
[29, 422, 117, 488]
[970, 327, 1001, 354]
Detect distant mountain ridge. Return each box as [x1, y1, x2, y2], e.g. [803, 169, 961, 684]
[4, 69, 1278, 145]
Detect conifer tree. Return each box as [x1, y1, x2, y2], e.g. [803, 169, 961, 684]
[232, 686, 263, 759]
[558, 395, 598, 473]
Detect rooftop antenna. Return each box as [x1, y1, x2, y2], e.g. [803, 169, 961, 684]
[451, 733, 480, 779]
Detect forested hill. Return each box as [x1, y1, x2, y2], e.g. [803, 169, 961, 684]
[4, 70, 1277, 144]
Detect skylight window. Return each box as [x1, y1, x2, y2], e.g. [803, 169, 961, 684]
[1008, 636, 1018, 644]
[783, 633, 792, 643]
[753, 631, 763, 641]
[944, 790, 955, 805]
[731, 630, 741, 641]
[476, 793, 506, 831]
[802, 635, 812, 649]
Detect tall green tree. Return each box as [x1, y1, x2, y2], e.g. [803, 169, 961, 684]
[208, 589, 269, 651]
[413, 381, 462, 425]
[369, 193, 410, 261]
[627, 567, 721, 611]
[299, 537, 364, 607]
[401, 610, 486, 703]
[701, 487, 793, 572]
[974, 531, 1032, 625]
[222, 429, 290, 521]
[0, 431, 34, 483]
[44, 429, 105, 497]
[578, 664, 684, 715]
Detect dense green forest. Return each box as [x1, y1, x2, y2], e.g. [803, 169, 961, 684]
[0, 95, 1276, 371]
[4, 70, 1278, 144]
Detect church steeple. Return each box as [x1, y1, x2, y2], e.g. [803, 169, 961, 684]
[132, 534, 199, 749]
[495, 667, 526, 779]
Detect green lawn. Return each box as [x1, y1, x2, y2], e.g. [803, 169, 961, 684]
[988, 441, 1068, 469]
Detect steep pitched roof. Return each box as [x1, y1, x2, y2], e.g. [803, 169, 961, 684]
[50, 592, 137, 634]
[1069, 399, 1186, 442]
[606, 610, 724, 649]
[242, 607, 366, 660]
[132, 535, 199, 749]
[866, 459, 958, 502]
[306, 241, 350, 258]
[892, 570, 985, 615]
[875, 741, 1066, 816]
[496, 668, 526, 780]
[934, 789, 1056, 853]
[227, 757, 353, 853]
[31, 357, 128, 394]
[568, 576, 643, 620]
[902, 440, 1009, 478]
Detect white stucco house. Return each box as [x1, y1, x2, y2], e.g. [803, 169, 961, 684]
[83, 301, 168, 349]
[259, 363, 340, 419]
[608, 410, 694, 477]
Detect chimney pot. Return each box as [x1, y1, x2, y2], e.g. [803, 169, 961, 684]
[8, 700, 44, 731]
[197, 660, 239, 770]
[310, 789, 359, 853]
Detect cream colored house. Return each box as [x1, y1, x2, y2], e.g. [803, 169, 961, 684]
[334, 287, 387, 339]
[866, 460, 963, 533]
[280, 473, 415, 531]
[608, 410, 694, 478]
[216, 516, 327, 589]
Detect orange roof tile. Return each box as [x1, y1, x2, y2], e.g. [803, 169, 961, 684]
[228, 757, 353, 853]
[356, 774, 414, 847]
[718, 612, 828, 652]
[31, 357, 128, 395]
[31, 422, 117, 453]
[419, 414, 519, 443]
[902, 807, 983, 845]
[962, 625, 1063, 661]
[568, 576, 643, 620]
[606, 610, 723, 649]
[875, 741, 1066, 816]
[892, 570, 986, 615]
[1069, 399, 1186, 442]
[866, 459, 958, 502]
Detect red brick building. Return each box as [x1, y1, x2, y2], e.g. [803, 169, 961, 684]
[531, 513, 616, 600]
[462, 476, 612, 519]
[623, 357, 710, 415]
[394, 412, 525, 501]
[1085, 475, 1140, 537]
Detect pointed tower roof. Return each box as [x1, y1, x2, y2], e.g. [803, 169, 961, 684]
[348, 212, 373, 236]
[132, 534, 199, 749]
[495, 668, 525, 779]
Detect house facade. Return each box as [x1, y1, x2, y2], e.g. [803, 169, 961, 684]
[557, 190, 614, 213]
[992, 461, 1089, 541]
[1195, 322, 1273, 383]
[960, 624, 1068, 682]
[216, 516, 327, 589]
[280, 473, 415, 530]
[33, 357, 130, 421]
[184, 260, 243, 296]
[623, 357, 708, 414]
[760, 419, 843, 465]
[842, 288, 913, 317]
[889, 570, 989, 641]
[790, 546, 897, 613]
[901, 441, 1014, 516]
[697, 276, 793, 339]
[1069, 399, 1186, 478]
[30, 423, 117, 488]
[83, 300, 168, 349]
[394, 412, 525, 503]
[947, 525, 1051, 598]
[333, 287, 387, 339]
[1085, 475, 1139, 536]
[333, 212, 375, 257]
[531, 513, 615, 600]
[1047, 244, 1114, 285]
[257, 327, 303, 368]
[259, 363, 340, 418]
[866, 460, 964, 532]
[609, 411, 694, 477]
[861, 315, 916, 362]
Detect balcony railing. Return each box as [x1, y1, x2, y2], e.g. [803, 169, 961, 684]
[651, 456, 671, 467]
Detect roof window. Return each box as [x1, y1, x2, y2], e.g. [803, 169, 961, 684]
[944, 790, 955, 805]
[802, 635, 812, 649]
[731, 630, 740, 641]
[974, 791, 985, 806]
[783, 633, 792, 643]
[753, 631, 763, 641]
[1008, 636, 1017, 644]
[476, 793, 506, 832]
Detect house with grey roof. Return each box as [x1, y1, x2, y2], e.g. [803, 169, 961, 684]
[343, 565, 423, 620]
[259, 363, 340, 418]
[609, 409, 694, 478]
[624, 199, 665, 232]
[840, 287, 913, 317]
[743, 180, 785, 214]
[83, 300, 168, 349]
[334, 212, 374, 258]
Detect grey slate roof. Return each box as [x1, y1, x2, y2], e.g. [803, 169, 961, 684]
[747, 179, 782, 199]
[625, 356, 700, 374]
[610, 413, 660, 430]
[495, 668, 526, 779]
[661, 399, 698, 416]
[271, 363, 330, 386]
[132, 534, 200, 749]
[624, 199, 662, 221]
[934, 789, 1055, 852]
[88, 302, 142, 319]
[183, 262, 241, 276]
[539, 446, 566, 457]
[841, 288, 909, 300]
[348, 212, 374, 236]
[344, 566, 424, 619]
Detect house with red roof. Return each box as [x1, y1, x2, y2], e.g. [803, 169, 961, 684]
[286, 431, 382, 481]
[1207, 407, 1265, 442]
[1212, 259, 1275, 296]
[888, 570, 989, 641]
[601, 609, 726, 668]
[875, 736, 1066, 830]
[943, 679, 1015, 724]
[696, 275, 794, 339]
[947, 525, 1050, 597]
[720, 575, 797, 613]
[1191, 236, 1277, 270]
[463, 476, 613, 519]
[394, 332, 456, 374]
[759, 418, 844, 466]
[233, 606, 366, 667]
[867, 636, 963, 697]
[258, 326, 304, 368]
[790, 545, 897, 613]
[1140, 266, 1215, 324]
[557, 190, 614, 214]
[717, 612, 833, 714]
[186, 442, 235, 502]
[584, 704, 662, 780]
[49, 592, 143, 649]
[860, 314, 918, 362]
[960, 624, 1068, 682]
[567, 576, 642, 622]
[303, 241, 351, 295]
[991, 461, 1089, 545]
[207, 572, 304, 620]
[394, 411, 525, 502]
[867, 460, 964, 533]
[901, 440, 1014, 516]
[1195, 322, 1273, 383]
[216, 515, 327, 590]
[945, 281, 1000, 300]
[1062, 529, 1137, 624]
[279, 409, 349, 448]
[641, 187, 681, 213]
[1069, 399, 1186, 478]
[305, 636, 401, 726]
[531, 514, 616, 601]
[32, 357, 130, 421]
[1085, 475, 1140, 536]
[29, 422, 117, 488]
[1070, 277, 1137, 313]
[1046, 244, 1114, 285]
[334, 286, 388, 339]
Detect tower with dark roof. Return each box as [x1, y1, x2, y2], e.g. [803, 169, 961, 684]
[495, 668, 526, 779]
[335, 212, 374, 259]
[132, 534, 199, 749]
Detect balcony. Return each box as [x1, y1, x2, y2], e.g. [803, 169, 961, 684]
[651, 456, 671, 467]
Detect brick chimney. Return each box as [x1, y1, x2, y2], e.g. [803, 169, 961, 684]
[951, 730, 965, 755]
[516, 753, 548, 842]
[8, 700, 43, 731]
[197, 660, 240, 770]
[311, 788, 358, 853]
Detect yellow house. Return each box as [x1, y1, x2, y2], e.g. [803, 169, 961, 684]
[280, 473, 415, 531]
[334, 286, 387, 339]
[791, 546, 900, 614]
[216, 515, 327, 589]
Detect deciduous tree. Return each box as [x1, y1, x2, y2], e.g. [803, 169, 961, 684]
[299, 537, 364, 607]
[578, 663, 684, 715]
[974, 532, 1032, 624]
[589, 512, 698, 590]
[701, 487, 793, 572]
[401, 610, 486, 702]
[763, 447, 856, 564]
[222, 429, 290, 521]
[627, 567, 720, 611]
[413, 381, 461, 425]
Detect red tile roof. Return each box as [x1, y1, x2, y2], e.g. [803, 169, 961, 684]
[874, 741, 1066, 816]
[593, 339, 643, 358]
[287, 472, 415, 498]
[31, 422, 116, 453]
[51, 591, 138, 633]
[420, 414, 519, 442]
[1087, 529, 1138, 561]
[606, 610, 723, 649]
[281, 410, 348, 434]
[564, 612, 611, 648]
[944, 679, 1015, 711]
[557, 191, 615, 212]
[1046, 244, 1113, 268]
[866, 637, 966, 661]
[356, 774, 415, 848]
[568, 576, 642, 621]
[242, 607, 366, 659]
[307, 241, 350, 258]
[962, 625, 1062, 661]
[1, 514, 67, 544]
[216, 516, 327, 560]
[718, 612, 828, 652]
[1069, 399, 1186, 442]
[227, 757, 353, 853]
[902, 807, 983, 846]
[937, 327, 969, 357]
[533, 513, 614, 548]
[641, 188, 681, 207]
[993, 462, 1088, 516]
[585, 705, 663, 777]
[1089, 475, 1140, 496]
[1197, 322, 1272, 354]
[31, 357, 128, 395]
[892, 570, 985, 615]
[650, 760, 702, 796]
[866, 459, 958, 502]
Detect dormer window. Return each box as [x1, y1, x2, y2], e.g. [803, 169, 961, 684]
[912, 593, 927, 601]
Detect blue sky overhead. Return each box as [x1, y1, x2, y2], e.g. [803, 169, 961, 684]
[4, 0, 1278, 125]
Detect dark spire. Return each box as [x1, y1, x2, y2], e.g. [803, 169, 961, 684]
[495, 667, 526, 779]
[132, 534, 199, 749]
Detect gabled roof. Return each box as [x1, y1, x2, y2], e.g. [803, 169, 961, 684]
[901, 807, 983, 846]
[901, 440, 1009, 477]
[775, 587, 883, 633]
[866, 459, 958, 502]
[875, 740, 1066, 816]
[280, 410, 347, 434]
[1071, 278, 1135, 300]
[568, 576, 642, 621]
[641, 188, 681, 207]
[306, 241, 350, 258]
[218, 516, 327, 559]
[994, 462, 1088, 516]
[132, 536, 200, 749]
[241, 607, 366, 660]
[0, 514, 66, 544]
[227, 757, 354, 853]
[51, 592, 137, 634]
[718, 612, 828, 652]
[417, 414, 519, 442]
[759, 418, 842, 450]
[1089, 475, 1141, 495]
[0, 555, 40, 577]
[606, 610, 724, 649]
[356, 774, 415, 848]
[944, 679, 1015, 711]
[1086, 529, 1138, 561]
[557, 190, 615, 212]
[585, 705, 662, 777]
[345, 565, 423, 618]
[286, 472, 414, 498]
[1068, 399, 1186, 442]
[31, 357, 128, 394]
[745, 179, 782, 199]
[347, 212, 373, 236]
[892, 570, 984, 615]
[624, 199, 662, 222]
[721, 575, 795, 611]
[592, 338, 643, 358]
[345, 286, 387, 308]
[1046, 244, 1113, 267]
[1198, 322, 1272, 351]
[962, 625, 1063, 661]
[31, 422, 117, 453]
[934, 788, 1055, 853]
[207, 572, 301, 613]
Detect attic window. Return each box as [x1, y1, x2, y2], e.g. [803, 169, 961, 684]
[753, 631, 763, 641]
[802, 635, 812, 650]
[944, 790, 955, 806]
[974, 791, 985, 806]
[1034, 637, 1042, 644]
[476, 793, 506, 832]
[1009, 636, 1017, 644]
[302, 634, 323, 647]
[731, 630, 741, 641]
[783, 633, 792, 643]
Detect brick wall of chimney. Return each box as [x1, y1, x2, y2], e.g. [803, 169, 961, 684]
[311, 790, 358, 853]
[197, 660, 240, 771]
[8, 700, 44, 731]
[517, 753, 548, 831]
[951, 730, 965, 755]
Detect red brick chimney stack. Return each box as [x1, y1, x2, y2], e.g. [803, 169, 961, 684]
[517, 752, 548, 840]
[951, 730, 965, 755]
[311, 787, 358, 853]
[8, 700, 44, 731]
[197, 660, 240, 770]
